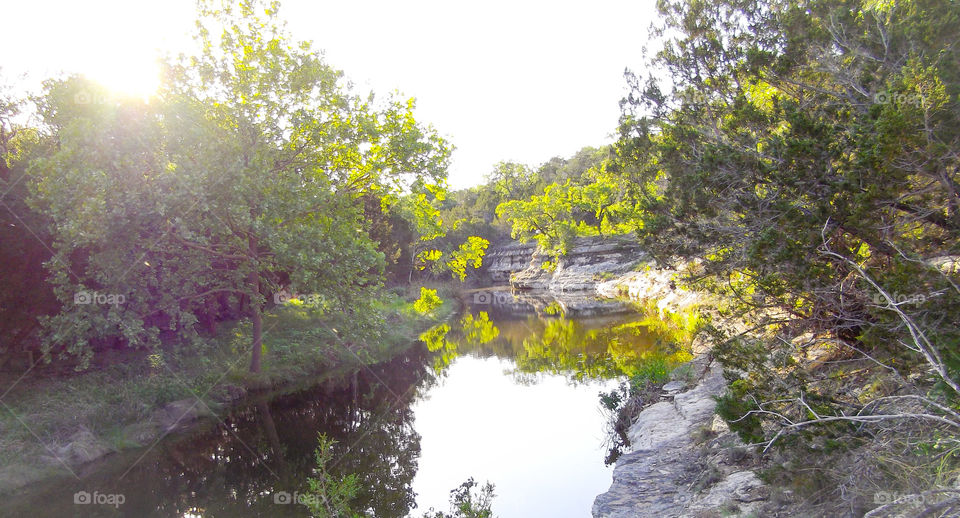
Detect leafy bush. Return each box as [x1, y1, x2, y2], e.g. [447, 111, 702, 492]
[422, 478, 496, 518]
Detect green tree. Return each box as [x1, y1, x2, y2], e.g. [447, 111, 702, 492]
[0, 75, 57, 366]
[612, 0, 960, 509]
[29, 0, 451, 371]
[421, 478, 496, 518]
[486, 161, 536, 201]
[304, 433, 361, 518]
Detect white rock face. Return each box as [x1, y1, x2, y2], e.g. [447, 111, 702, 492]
[628, 400, 688, 451]
[593, 361, 767, 518]
[596, 268, 701, 314]
[502, 235, 648, 292]
[661, 380, 686, 392]
[483, 241, 538, 284]
[626, 365, 725, 451]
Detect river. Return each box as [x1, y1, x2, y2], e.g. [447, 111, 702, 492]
[0, 294, 682, 517]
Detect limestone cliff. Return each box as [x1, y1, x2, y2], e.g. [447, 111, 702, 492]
[482, 235, 647, 292]
[482, 241, 538, 284]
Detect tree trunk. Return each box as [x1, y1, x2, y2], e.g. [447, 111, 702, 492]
[250, 299, 262, 373]
[248, 234, 262, 373]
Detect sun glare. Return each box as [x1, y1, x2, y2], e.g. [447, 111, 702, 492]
[4, 0, 185, 102]
[73, 23, 165, 101]
[86, 60, 161, 101]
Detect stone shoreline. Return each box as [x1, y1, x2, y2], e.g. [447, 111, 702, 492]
[592, 354, 768, 518]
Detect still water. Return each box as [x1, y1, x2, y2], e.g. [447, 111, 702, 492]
[1, 296, 678, 517]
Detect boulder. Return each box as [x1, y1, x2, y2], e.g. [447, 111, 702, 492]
[594, 364, 768, 517]
[54, 428, 113, 465]
[154, 398, 214, 432]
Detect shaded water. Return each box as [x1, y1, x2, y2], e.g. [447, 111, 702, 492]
[1, 296, 680, 517]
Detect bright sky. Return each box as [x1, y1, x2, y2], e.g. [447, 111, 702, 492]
[2, 0, 657, 189]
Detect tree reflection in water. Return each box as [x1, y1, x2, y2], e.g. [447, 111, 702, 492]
[0, 345, 436, 518]
[421, 309, 694, 383]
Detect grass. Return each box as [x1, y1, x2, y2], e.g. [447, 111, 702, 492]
[629, 355, 673, 387]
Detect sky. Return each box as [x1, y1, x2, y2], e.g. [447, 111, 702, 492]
[2, 0, 658, 189]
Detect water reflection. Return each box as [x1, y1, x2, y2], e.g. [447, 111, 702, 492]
[424, 295, 693, 383]
[1, 293, 692, 518]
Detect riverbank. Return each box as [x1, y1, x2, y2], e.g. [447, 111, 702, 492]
[581, 260, 773, 517]
[0, 284, 458, 496]
[480, 239, 766, 515]
[593, 353, 771, 518]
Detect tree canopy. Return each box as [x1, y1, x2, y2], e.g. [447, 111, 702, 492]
[5, 0, 477, 371]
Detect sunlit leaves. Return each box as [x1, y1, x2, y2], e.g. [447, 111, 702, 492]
[495, 174, 633, 260]
[416, 249, 443, 270]
[412, 287, 443, 315]
[445, 236, 489, 281]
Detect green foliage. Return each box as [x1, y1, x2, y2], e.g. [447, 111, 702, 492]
[600, 0, 960, 509]
[714, 391, 765, 445]
[304, 433, 362, 518]
[599, 390, 624, 412]
[434, 147, 614, 260]
[496, 181, 581, 257]
[392, 181, 491, 283]
[445, 236, 490, 281]
[0, 77, 57, 362]
[421, 478, 496, 518]
[17, 0, 452, 370]
[495, 171, 638, 260]
[628, 355, 672, 388]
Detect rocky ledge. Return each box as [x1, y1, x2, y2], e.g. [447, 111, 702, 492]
[593, 355, 769, 518]
[482, 235, 648, 292]
[482, 237, 699, 314]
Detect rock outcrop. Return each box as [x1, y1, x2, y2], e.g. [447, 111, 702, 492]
[483, 241, 537, 284]
[593, 356, 768, 518]
[482, 235, 648, 292]
[597, 267, 701, 314]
